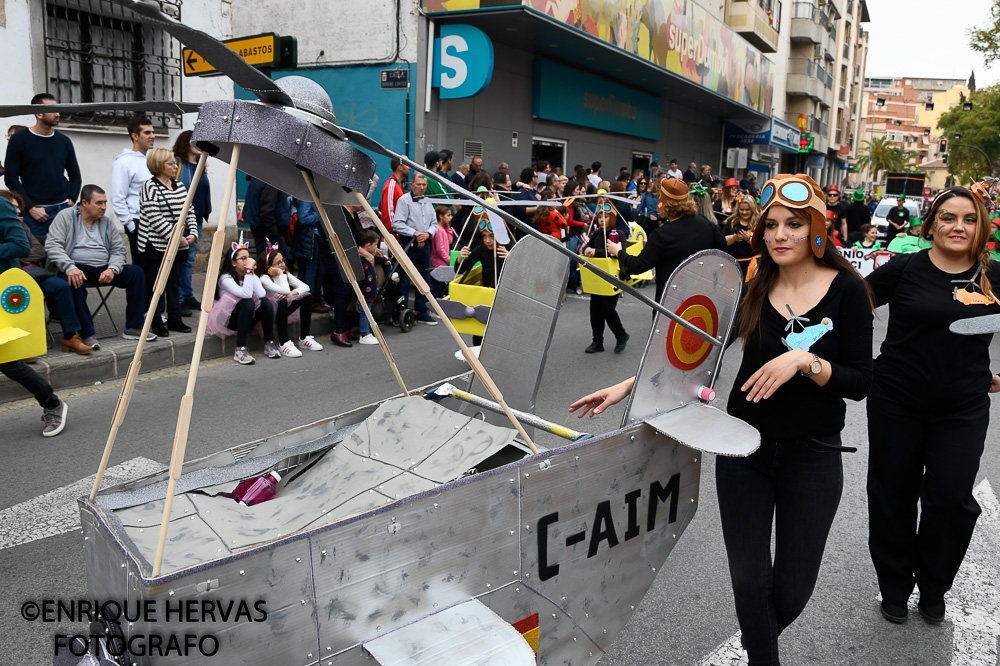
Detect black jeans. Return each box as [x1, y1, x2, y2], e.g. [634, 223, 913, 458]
[866, 380, 987, 604]
[275, 298, 310, 342]
[0, 361, 59, 410]
[141, 247, 186, 324]
[716, 435, 844, 666]
[226, 298, 274, 347]
[589, 293, 625, 344]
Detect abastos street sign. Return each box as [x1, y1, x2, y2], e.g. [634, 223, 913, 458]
[183, 33, 279, 77]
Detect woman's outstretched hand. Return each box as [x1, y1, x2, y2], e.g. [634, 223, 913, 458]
[990, 375, 1000, 394]
[569, 377, 636, 418]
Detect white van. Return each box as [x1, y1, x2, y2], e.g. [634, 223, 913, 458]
[872, 198, 921, 241]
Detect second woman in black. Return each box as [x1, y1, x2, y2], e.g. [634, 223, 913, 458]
[865, 186, 1000, 625]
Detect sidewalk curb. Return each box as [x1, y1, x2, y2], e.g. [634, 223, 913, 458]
[0, 316, 334, 404]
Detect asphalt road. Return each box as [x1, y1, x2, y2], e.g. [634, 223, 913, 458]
[1, 284, 998, 665]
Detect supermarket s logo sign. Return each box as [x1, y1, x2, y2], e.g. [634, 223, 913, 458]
[432, 25, 494, 99]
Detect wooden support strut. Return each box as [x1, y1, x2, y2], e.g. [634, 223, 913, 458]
[352, 191, 539, 455]
[90, 151, 208, 501]
[151, 145, 243, 578]
[299, 170, 408, 396]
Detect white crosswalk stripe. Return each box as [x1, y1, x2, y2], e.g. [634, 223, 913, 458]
[0, 457, 162, 551]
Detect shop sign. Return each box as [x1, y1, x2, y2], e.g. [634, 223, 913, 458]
[806, 154, 826, 169]
[532, 60, 662, 140]
[422, 0, 773, 116]
[838, 144, 851, 155]
[432, 25, 494, 99]
[724, 117, 800, 153]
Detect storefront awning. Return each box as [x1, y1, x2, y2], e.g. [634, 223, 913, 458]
[724, 117, 802, 153]
[424, 0, 772, 123]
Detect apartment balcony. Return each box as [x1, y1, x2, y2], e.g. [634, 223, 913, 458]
[790, 1, 835, 48]
[787, 57, 834, 103]
[725, 0, 781, 53]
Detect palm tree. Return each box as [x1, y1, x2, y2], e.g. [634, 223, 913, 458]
[857, 136, 904, 184]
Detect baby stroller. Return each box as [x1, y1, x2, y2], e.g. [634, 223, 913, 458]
[365, 252, 416, 332]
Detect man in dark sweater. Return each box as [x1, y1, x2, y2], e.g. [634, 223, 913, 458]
[3, 93, 81, 240]
[844, 188, 872, 245]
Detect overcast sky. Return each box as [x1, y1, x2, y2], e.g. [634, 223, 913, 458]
[862, 0, 999, 87]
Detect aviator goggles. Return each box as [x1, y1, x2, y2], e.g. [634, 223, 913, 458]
[759, 179, 825, 213]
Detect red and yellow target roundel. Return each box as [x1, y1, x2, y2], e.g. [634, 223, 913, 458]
[666, 294, 719, 371]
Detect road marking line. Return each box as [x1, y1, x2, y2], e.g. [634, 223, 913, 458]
[697, 631, 746, 666]
[948, 479, 999, 666]
[0, 456, 163, 551]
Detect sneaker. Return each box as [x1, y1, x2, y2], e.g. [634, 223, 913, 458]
[234, 346, 255, 365]
[917, 598, 945, 624]
[264, 341, 282, 359]
[42, 400, 68, 437]
[279, 340, 302, 358]
[585, 341, 605, 353]
[178, 305, 193, 317]
[417, 315, 438, 326]
[359, 333, 379, 345]
[61, 334, 93, 355]
[298, 335, 324, 351]
[614, 332, 630, 354]
[183, 296, 201, 309]
[82, 335, 101, 351]
[879, 599, 908, 624]
[123, 328, 157, 342]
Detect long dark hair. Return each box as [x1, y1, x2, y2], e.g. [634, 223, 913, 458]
[921, 186, 995, 301]
[735, 207, 874, 343]
[172, 130, 194, 164]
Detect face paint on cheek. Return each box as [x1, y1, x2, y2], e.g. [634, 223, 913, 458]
[764, 233, 772, 245]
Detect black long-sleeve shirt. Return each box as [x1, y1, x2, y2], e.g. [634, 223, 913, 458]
[616, 214, 726, 301]
[727, 271, 874, 440]
[458, 243, 508, 289]
[3, 129, 81, 209]
[866, 250, 1000, 407]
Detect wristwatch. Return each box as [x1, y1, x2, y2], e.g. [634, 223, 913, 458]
[800, 353, 822, 378]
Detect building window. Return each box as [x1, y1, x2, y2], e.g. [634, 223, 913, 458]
[44, 0, 183, 129]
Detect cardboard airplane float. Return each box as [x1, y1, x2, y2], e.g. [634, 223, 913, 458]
[1, 2, 758, 664]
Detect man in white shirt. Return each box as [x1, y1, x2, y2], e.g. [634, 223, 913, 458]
[587, 161, 602, 190]
[392, 173, 438, 325]
[665, 159, 684, 180]
[110, 115, 154, 263]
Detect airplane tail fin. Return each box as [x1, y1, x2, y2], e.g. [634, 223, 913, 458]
[0, 268, 47, 363]
[469, 237, 569, 419]
[622, 251, 758, 456]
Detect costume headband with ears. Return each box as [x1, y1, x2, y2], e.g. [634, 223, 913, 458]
[231, 230, 250, 259]
[264, 237, 280, 265]
[751, 173, 828, 258]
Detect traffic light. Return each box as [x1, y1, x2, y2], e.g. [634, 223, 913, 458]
[942, 153, 948, 165]
[939, 139, 948, 153]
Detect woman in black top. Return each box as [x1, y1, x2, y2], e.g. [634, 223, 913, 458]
[723, 193, 759, 279]
[865, 186, 1000, 625]
[608, 178, 726, 302]
[571, 174, 874, 666]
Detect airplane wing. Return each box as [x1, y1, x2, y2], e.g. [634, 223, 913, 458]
[643, 403, 759, 456]
[363, 599, 536, 665]
[950, 313, 1000, 335]
[0, 327, 29, 346]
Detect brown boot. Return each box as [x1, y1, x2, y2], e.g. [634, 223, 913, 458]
[312, 294, 332, 313]
[61, 334, 94, 355]
[330, 331, 352, 348]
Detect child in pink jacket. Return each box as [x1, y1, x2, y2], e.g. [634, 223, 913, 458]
[430, 205, 454, 298]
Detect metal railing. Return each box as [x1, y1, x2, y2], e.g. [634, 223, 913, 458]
[44, 0, 183, 129]
[788, 56, 833, 90]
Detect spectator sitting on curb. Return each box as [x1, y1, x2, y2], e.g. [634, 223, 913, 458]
[1, 189, 93, 354]
[45, 184, 153, 342]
